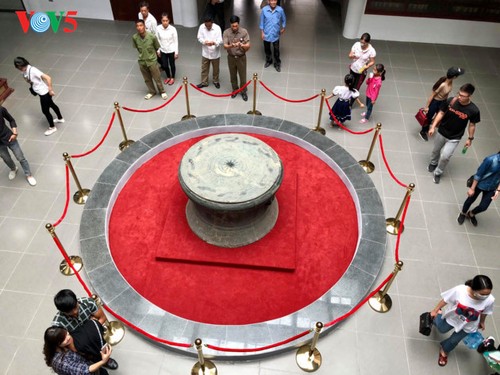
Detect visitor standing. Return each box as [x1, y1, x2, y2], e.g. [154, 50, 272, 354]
[348, 33, 376, 91]
[326, 74, 359, 126]
[260, 0, 286, 72]
[196, 15, 223, 89]
[156, 13, 178, 85]
[360, 63, 386, 124]
[138, 1, 158, 35]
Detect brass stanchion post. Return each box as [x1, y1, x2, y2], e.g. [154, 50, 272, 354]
[247, 73, 262, 115]
[358, 122, 382, 173]
[114, 102, 134, 151]
[182, 77, 196, 121]
[386, 183, 415, 235]
[46, 223, 83, 276]
[63, 152, 90, 205]
[91, 294, 126, 346]
[368, 261, 404, 313]
[191, 338, 217, 375]
[295, 322, 323, 372]
[312, 89, 326, 135]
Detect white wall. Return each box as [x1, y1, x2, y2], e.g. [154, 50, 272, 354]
[22, 0, 114, 20]
[359, 15, 500, 47]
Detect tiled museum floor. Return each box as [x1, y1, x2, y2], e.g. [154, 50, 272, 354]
[0, 1, 499, 374]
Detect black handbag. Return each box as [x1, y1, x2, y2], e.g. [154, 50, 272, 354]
[29, 84, 37, 96]
[419, 312, 433, 336]
[466, 175, 474, 188]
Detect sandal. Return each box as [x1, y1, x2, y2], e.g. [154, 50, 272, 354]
[438, 349, 448, 367]
[168, 78, 175, 85]
[144, 93, 154, 100]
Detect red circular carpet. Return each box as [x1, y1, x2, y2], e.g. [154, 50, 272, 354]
[108, 134, 358, 325]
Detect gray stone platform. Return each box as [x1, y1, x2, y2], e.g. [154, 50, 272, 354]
[80, 114, 387, 359]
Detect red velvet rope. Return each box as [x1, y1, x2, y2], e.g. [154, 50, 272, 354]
[324, 272, 394, 328]
[102, 305, 192, 348]
[190, 80, 252, 98]
[206, 329, 312, 352]
[378, 134, 407, 187]
[53, 165, 70, 228]
[394, 195, 411, 263]
[325, 99, 374, 135]
[50, 234, 93, 296]
[122, 85, 183, 113]
[71, 112, 116, 159]
[259, 81, 320, 103]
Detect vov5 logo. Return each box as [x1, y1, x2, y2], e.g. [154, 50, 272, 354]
[16, 11, 78, 33]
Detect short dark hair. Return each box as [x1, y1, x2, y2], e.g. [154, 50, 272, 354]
[203, 14, 213, 23]
[139, 1, 149, 9]
[466, 275, 493, 291]
[459, 83, 475, 96]
[161, 12, 169, 19]
[13, 56, 29, 69]
[54, 289, 78, 313]
[229, 15, 240, 24]
[360, 32, 371, 43]
[135, 19, 145, 26]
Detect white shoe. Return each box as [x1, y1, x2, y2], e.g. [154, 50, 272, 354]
[27, 176, 37, 186]
[144, 93, 154, 100]
[8, 167, 18, 180]
[44, 127, 58, 136]
[53, 118, 65, 123]
[161, 92, 168, 100]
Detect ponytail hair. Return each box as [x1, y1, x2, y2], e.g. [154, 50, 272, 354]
[344, 74, 355, 92]
[432, 76, 446, 91]
[465, 275, 493, 291]
[376, 63, 386, 81]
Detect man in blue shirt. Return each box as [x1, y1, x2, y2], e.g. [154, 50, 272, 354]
[457, 151, 500, 226]
[260, 0, 286, 72]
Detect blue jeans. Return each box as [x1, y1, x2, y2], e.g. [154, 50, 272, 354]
[0, 140, 32, 176]
[434, 313, 468, 354]
[365, 97, 374, 120]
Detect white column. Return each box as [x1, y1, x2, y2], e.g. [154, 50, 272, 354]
[343, 0, 366, 39]
[171, 0, 198, 28]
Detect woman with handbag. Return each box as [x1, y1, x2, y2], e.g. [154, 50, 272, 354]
[43, 324, 112, 375]
[13, 57, 64, 136]
[430, 275, 494, 367]
[419, 67, 464, 141]
[348, 33, 376, 93]
[457, 151, 500, 226]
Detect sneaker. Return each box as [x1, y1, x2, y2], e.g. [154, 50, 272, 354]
[361, 112, 366, 117]
[161, 92, 168, 100]
[457, 212, 466, 225]
[8, 167, 18, 180]
[144, 93, 154, 100]
[53, 118, 65, 123]
[468, 212, 478, 227]
[433, 174, 441, 184]
[427, 164, 437, 173]
[419, 130, 428, 142]
[26, 176, 37, 186]
[360, 118, 368, 124]
[44, 127, 57, 136]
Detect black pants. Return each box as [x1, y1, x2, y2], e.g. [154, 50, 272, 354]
[39, 93, 62, 128]
[159, 51, 176, 79]
[264, 40, 280, 66]
[462, 187, 496, 216]
[207, 2, 225, 31]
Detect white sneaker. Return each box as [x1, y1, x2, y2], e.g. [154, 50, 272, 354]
[161, 92, 168, 100]
[53, 118, 65, 123]
[8, 167, 18, 180]
[27, 176, 37, 186]
[44, 127, 58, 136]
[144, 93, 154, 100]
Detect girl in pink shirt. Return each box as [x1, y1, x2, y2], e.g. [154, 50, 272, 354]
[360, 63, 385, 124]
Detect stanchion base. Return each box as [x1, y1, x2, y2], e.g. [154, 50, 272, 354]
[191, 360, 217, 375]
[182, 114, 196, 121]
[312, 127, 326, 136]
[247, 110, 262, 116]
[368, 291, 392, 313]
[119, 140, 135, 151]
[59, 256, 83, 276]
[73, 189, 91, 205]
[296, 345, 322, 372]
[358, 160, 375, 174]
[386, 218, 404, 235]
[104, 321, 126, 346]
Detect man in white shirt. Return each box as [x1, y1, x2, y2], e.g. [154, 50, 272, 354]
[138, 1, 158, 36]
[196, 16, 223, 89]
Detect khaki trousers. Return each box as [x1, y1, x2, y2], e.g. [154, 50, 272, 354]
[139, 63, 165, 95]
[227, 54, 247, 93]
[201, 56, 220, 85]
